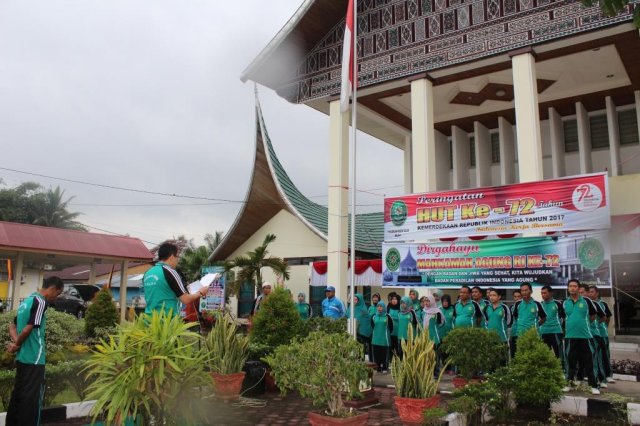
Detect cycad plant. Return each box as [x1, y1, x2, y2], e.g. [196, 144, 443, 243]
[84, 311, 207, 425]
[205, 313, 249, 374]
[391, 326, 446, 399]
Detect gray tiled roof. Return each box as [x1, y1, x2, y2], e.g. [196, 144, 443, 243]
[258, 102, 383, 255]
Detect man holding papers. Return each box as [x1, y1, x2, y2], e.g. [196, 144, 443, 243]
[143, 243, 208, 317]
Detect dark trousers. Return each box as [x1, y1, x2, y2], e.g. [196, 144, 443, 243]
[542, 333, 565, 371]
[594, 336, 608, 382]
[566, 338, 598, 388]
[601, 337, 612, 378]
[7, 361, 45, 426]
[510, 336, 518, 359]
[390, 335, 400, 359]
[372, 345, 389, 371]
[356, 334, 371, 361]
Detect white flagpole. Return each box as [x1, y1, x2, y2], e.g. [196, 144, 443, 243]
[348, 1, 358, 339]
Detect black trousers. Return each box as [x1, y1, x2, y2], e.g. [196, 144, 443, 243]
[601, 337, 612, 378]
[356, 334, 371, 361]
[7, 361, 45, 426]
[390, 335, 400, 359]
[510, 336, 518, 359]
[541, 333, 565, 372]
[594, 336, 608, 382]
[372, 345, 389, 371]
[566, 338, 598, 388]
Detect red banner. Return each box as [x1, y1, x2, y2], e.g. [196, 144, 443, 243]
[384, 173, 610, 242]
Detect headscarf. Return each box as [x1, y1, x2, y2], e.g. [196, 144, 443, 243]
[297, 292, 306, 302]
[400, 296, 413, 314]
[387, 294, 401, 312]
[376, 301, 387, 316]
[441, 294, 452, 308]
[354, 293, 367, 316]
[422, 293, 443, 328]
[371, 293, 381, 305]
[409, 289, 420, 309]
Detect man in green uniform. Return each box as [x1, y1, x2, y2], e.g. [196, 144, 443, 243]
[589, 285, 615, 384]
[7, 276, 64, 425]
[484, 289, 512, 343]
[539, 285, 566, 366]
[512, 282, 546, 353]
[509, 289, 522, 359]
[143, 243, 208, 317]
[564, 279, 599, 395]
[580, 284, 606, 387]
[472, 286, 489, 327]
[453, 286, 483, 328]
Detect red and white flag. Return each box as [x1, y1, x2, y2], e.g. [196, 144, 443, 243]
[340, 0, 355, 113]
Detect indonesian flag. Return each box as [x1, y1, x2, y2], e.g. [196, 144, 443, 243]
[340, 0, 354, 113]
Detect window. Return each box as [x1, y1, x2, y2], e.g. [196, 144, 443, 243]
[619, 108, 639, 146]
[564, 119, 579, 152]
[469, 136, 476, 167]
[589, 114, 609, 149]
[491, 132, 500, 163]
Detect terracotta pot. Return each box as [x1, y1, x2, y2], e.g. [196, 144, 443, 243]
[453, 376, 481, 389]
[211, 371, 246, 401]
[307, 411, 369, 426]
[394, 395, 441, 425]
[264, 369, 278, 392]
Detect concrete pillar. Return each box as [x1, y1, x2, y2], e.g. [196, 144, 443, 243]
[88, 262, 97, 285]
[498, 117, 516, 184]
[119, 260, 129, 323]
[548, 107, 566, 178]
[410, 76, 437, 192]
[435, 130, 450, 190]
[452, 125, 471, 189]
[511, 51, 543, 182]
[10, 252, 24, 310]
[576, 102, 593, 174]
[474, 121, 492, 186]
[404, 136, 413, 193]
[327, 99, 349, 302]
[606, 96, 621, 176]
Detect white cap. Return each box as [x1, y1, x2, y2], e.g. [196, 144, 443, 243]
[262, 282, 272, 288]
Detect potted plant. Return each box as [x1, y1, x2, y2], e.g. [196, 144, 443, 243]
[265, 331, 370, 426]
[205, 312, 250, 401]
[440, 327, 505, 388]
[391, 325, 447, 425]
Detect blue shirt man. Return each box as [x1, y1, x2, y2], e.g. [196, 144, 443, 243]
[322, 285, 346, 319]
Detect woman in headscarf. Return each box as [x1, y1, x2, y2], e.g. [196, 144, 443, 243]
[370, 301, 393, 373]
[432, 288, 444, 307]
[438, 294, 455, 373]
[423, 294, 445, 345]
[368, 293, 381, 317]
[396, 296, 418, 359]
[349, 293, 372, 359]
[409, 288, 420, 311]
[296, 292, 312, 320]
[387, 294, 401, 357]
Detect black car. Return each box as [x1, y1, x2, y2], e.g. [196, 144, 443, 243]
[49, 284, 100, 319]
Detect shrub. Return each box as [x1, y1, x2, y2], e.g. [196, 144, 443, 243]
[508, 328, 564, 407]
[0, 369, 15, 409]
[423, 407, 447, 425]
[84, 311, 208, 425]
[250, 288, 304, 349]
[65, 359, 91, 401]
[304, 316, 348, 336]
[265, 331, 369, 417]
[441, 327, 505, 379]
[205, 313, 249, 375]
[391, 325, 445, 399]
[84, 288, 119, 338]
[44, 361, 74, 406]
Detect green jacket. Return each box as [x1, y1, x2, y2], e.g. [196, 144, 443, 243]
[15, 292, 48, 365]
[143, 261, 188, 317]
[349, 293, 372, 338]
[371, 302, 393, 346]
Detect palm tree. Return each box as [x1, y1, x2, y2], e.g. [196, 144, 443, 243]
[31, 186, 86, 231]
[228, 234, 290, 296]
[178, 231, 224, 282]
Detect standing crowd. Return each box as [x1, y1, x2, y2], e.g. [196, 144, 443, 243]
[287, 279, 615, 396]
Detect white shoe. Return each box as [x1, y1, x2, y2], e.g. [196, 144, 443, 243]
[600, 383, 608, 388]
[591, 388, 601, 395]
[574, 380, 582, 387]
[607, 377, 616, 383]
[562, 386, 572, 392]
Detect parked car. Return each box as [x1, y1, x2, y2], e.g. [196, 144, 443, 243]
[49, 284, 100, 319]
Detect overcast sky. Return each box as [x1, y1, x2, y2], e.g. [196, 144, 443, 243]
[0, 0, 404, 247]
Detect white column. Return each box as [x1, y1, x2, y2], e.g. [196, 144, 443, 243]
[498, 117, 515, 184]
[410, 76, 437, 192]
[404, 136, 413, 193]
[119, 260, 129, 322]
[452, 125, 470, 189]
[10, 252, 24, 310]
[511, 51, 543, 182]
[548, 107, 566, 178]
[327, 100, 349, 302]
[474, 121, 491, 187]
[88, 262, 97, 285]
[576, 101, 593, 174]
[606, 96, 621, 176]
[435, 130, 450, 190]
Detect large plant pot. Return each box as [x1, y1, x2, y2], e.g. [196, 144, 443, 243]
[307, 411, 369, 426]
[394, 395, 441, 425]
[264, 369, 278, 392]
[452, 376, 481, 389]
[211, 371, 246, 402]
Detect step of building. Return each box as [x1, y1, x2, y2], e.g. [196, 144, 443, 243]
[611, 342, 639, 352]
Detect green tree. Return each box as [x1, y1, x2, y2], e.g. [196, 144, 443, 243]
[178, 231, 224, 283]
[31, 186, 86, 231]
[582, 0, 639, 27]
[85, 288, 119, 337]
[250, 287, 304, 350]
[228, 234, 289, 295]
[0, 181, 42, 224]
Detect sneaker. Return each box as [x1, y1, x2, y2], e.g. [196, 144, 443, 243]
[607, 377, 616, 383]
[591, 388, 601, 395]
[600, 383, 608, 389]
